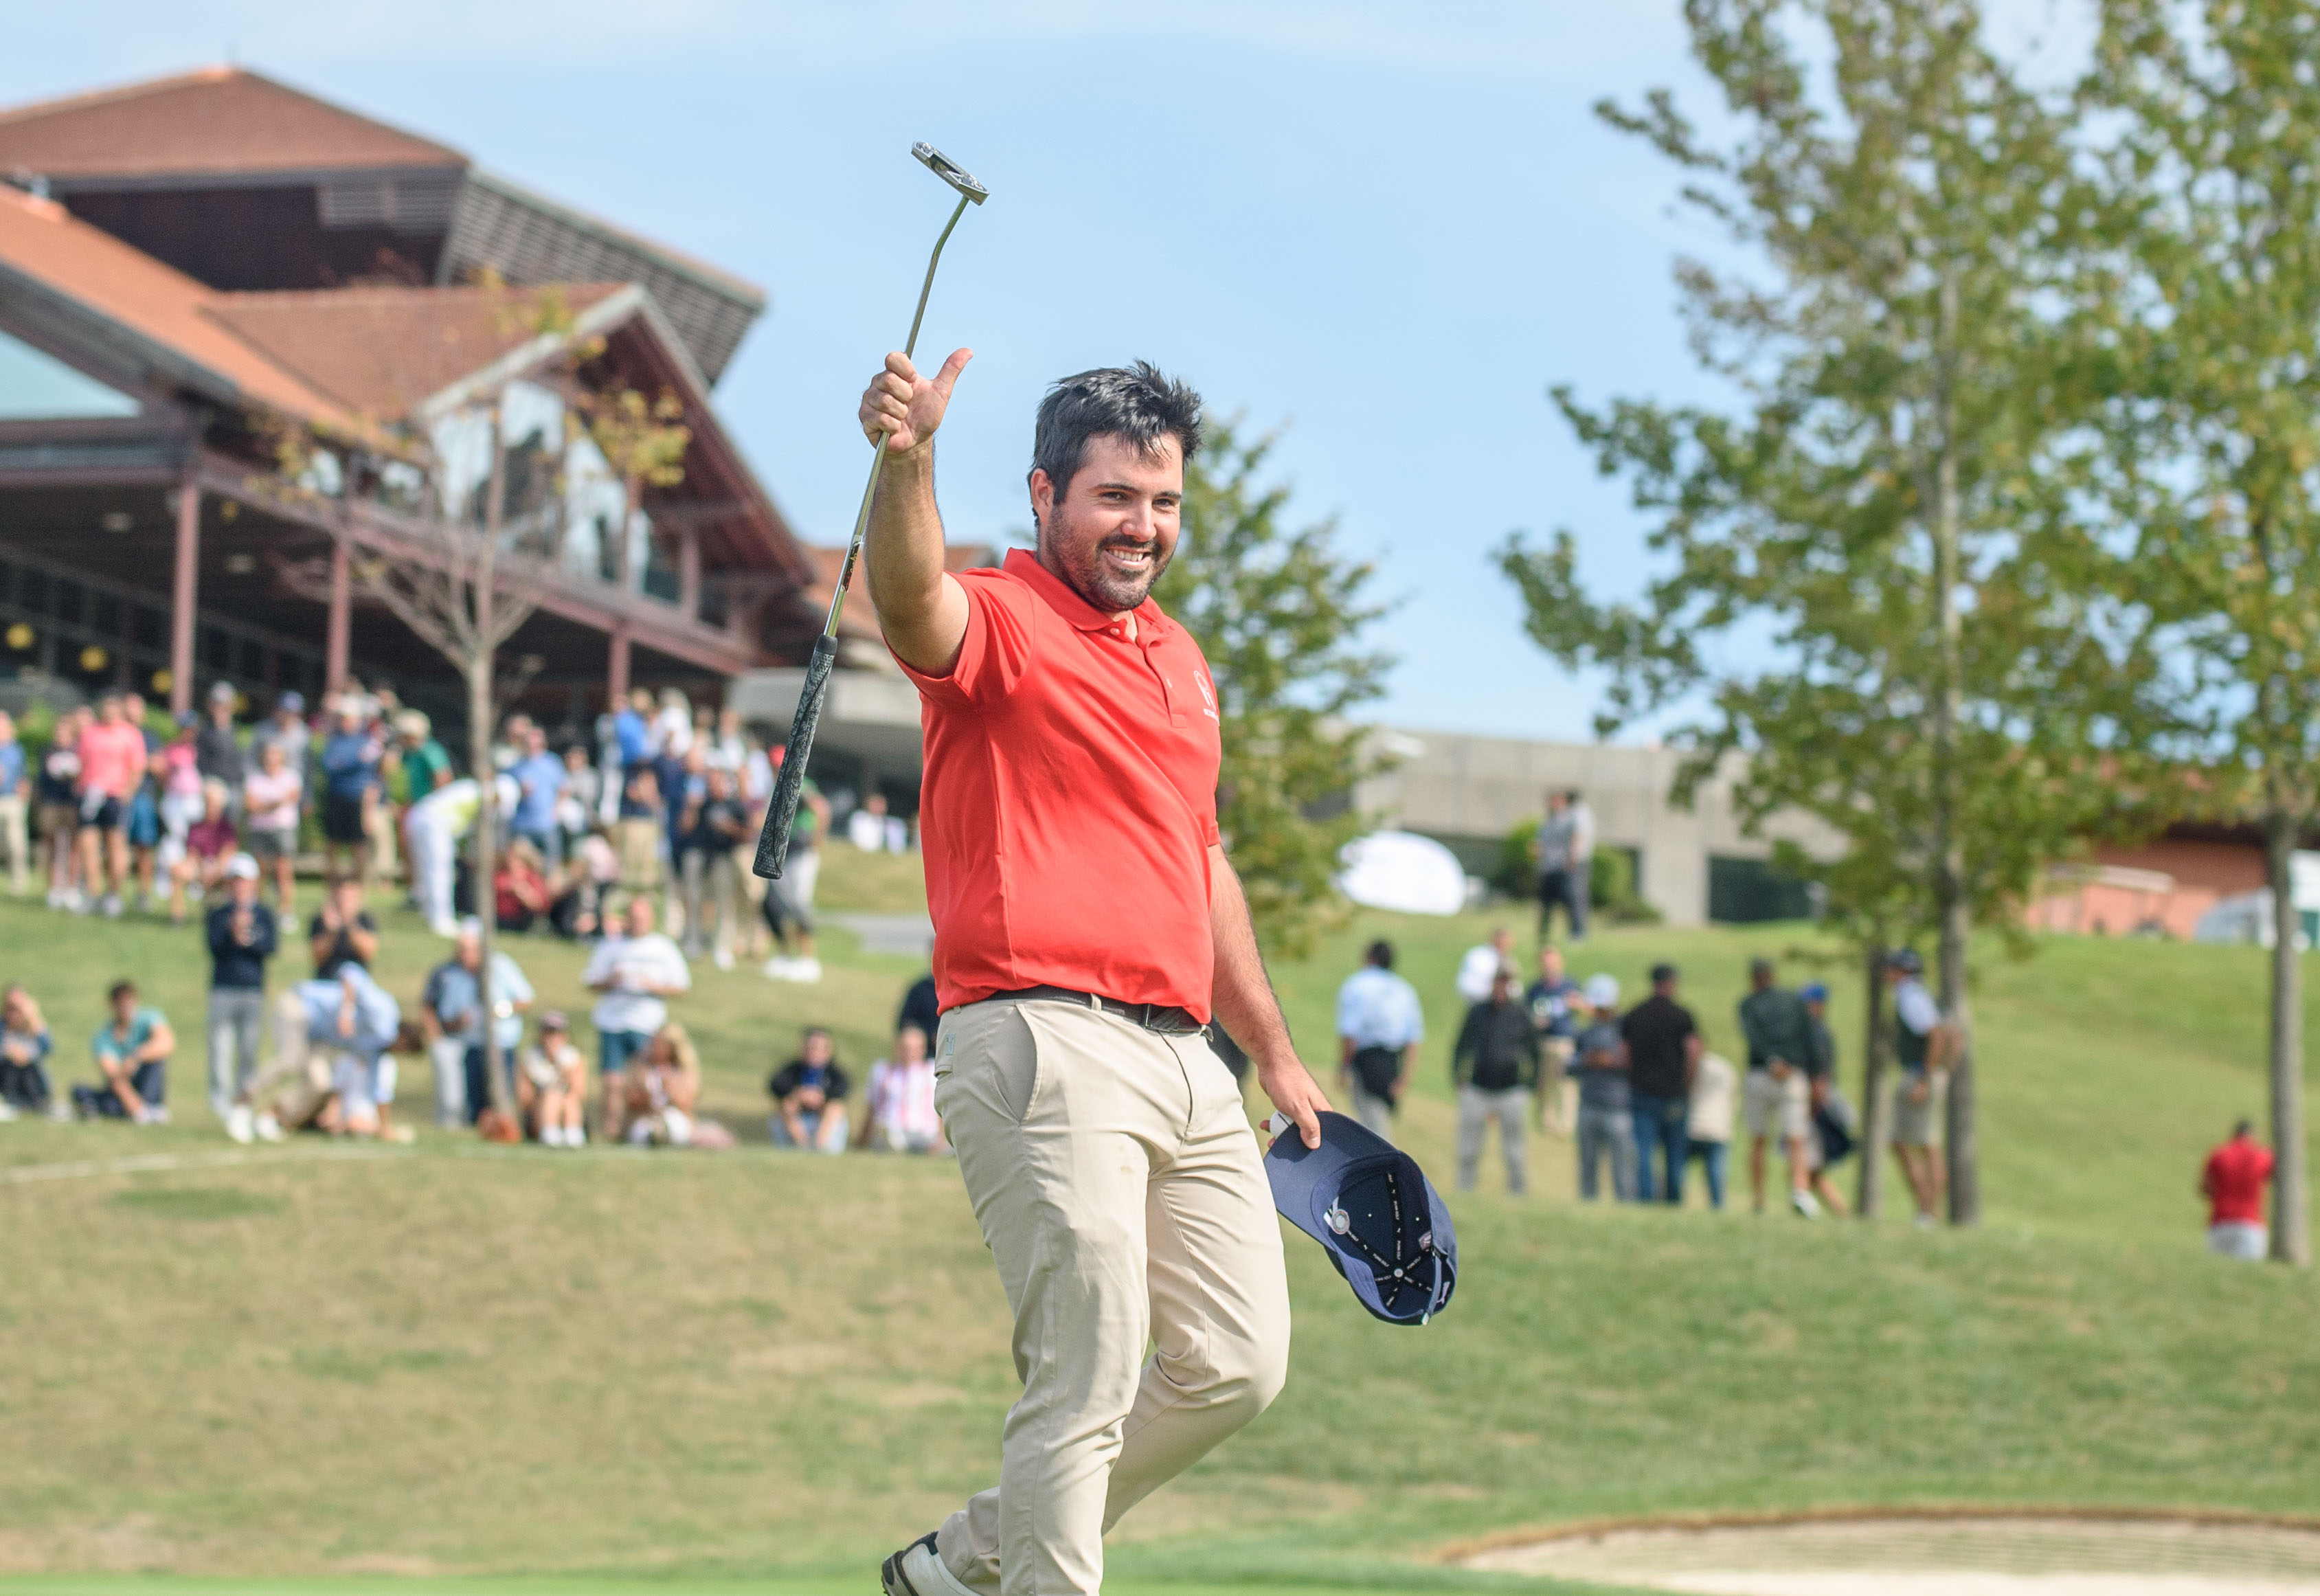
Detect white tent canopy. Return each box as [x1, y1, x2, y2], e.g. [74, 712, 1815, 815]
[1336, 829, 1468, 917]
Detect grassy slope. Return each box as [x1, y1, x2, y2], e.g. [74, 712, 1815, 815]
[0, 855, 2316, 1580]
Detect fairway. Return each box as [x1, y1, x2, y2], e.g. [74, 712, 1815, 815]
[1, 851, 2317, 1585]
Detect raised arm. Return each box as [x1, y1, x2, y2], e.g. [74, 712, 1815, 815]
[858, 349, 976, 676]
[1208, 844, 1328, 1148]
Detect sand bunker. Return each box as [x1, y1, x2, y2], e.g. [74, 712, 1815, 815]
[1462, 1513, 2320, 1596]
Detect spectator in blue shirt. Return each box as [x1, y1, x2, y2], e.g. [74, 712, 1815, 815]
[318, 699, 384, 884]
[0, 709, 27, 897]
[508, 724, 567, 867]
[77, 980, 174, 1123]
[0, 985, 56, 1120]
[1336, 940, 1425, 1143]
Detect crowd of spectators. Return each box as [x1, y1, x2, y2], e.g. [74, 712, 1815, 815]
[0, 675, 943, 1157]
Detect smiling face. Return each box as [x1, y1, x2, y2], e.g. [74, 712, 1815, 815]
[1031, 432, 1184, 616]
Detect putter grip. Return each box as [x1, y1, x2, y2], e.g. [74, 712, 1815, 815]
[753, 633, 840, 879]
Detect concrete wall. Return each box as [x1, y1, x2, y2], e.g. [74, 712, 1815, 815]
[1351, 728, 1843, 928]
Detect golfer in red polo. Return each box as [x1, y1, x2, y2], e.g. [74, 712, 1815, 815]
[859, 350, 1329, 1596]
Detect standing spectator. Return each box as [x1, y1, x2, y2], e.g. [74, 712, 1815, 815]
[653, 688, 695, 761]
[1335, 939, 1423, 1142]
[75, 692, 147, 918]
[308, 876, 378, 978]
[624, 1022, 704, 1146]
[242, 739, 303, 917]
[195, 681, 245, 809]
[36, 710, 82, 909]
[1739, 957, 1821, 1217]
[898, 970, 941, 1045]
[1622, 962, 1701, 1204]
[678, 766, 749, 970]
[250, 690, 310, 772]
[1884, 949, 1955, 1228]
[2201, 1119, 2275, 1261]
[519, 1010, 589, 1147]
[1685, 1048, 1739, 1210]
[861, 1024, 946, 1153]
[1799, 982, 1855, 1218]
[1570, 974, 1634, 1202]
[421, 918, 533, 1127]
[1532, 787, 1595, 943]
[615, 761, 665, 897]
[509, 724, 567, 866]
[122, 692, 168, 912]
[1524, 945, 1581, 1134]
[761, 745, 829, 982]
[0, 987, 57, 1120]
[318, 699, 383, 884]
[584, 898, 690, 1142]
[207, 855, 275, 1138]
[769, 1026, 852, 1152]
[707, 705, 748, 773]
[611, 686, 654, 774]
[1451, 966, 1539, 1193]
[166, 780, 238, 923]
[0, 709, 29, 895]
[78, 979, 172, 1121]
[1454, 925, 1516, 1004]
[556, 743, 599, 857]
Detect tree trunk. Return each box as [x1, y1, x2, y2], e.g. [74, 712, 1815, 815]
[472, 412, 515, 1122]
[1928, 273, 1979, 1227]
[2265, 805, 2310, 1266]
[1857, 941, 1889, 1220]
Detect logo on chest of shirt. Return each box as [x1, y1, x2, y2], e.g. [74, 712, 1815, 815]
[1194, 667, 1219, 722]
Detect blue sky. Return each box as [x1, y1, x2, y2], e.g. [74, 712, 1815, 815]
[6, 2, 2087, 741]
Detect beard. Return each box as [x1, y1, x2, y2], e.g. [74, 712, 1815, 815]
[1047, 516, 1173, 613]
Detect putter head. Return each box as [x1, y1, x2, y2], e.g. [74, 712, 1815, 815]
[913, 142, 989, 205]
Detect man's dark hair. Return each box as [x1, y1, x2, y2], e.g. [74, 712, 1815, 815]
[1028, 362, 1203, 531]
[108, 980, 136, 1003]
[1748, 957, 1775, 981]
[2234, 1118, 2255, 1138]
[1650, 963, 1678, 986]
[1365, 939, 1395, 969]
[802, 1026, 831, 1044]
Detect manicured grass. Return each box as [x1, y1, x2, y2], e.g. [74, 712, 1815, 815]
[1, 853, 2315, 1582]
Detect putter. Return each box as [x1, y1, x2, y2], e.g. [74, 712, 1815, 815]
[754, 143, 988, 879]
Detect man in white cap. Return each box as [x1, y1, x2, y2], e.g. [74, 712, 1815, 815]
[208, 853, 277, 1140]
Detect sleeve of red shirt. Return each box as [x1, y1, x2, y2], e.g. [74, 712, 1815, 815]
[894, 573, 1034, 708]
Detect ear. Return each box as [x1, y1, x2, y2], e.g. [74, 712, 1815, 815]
[1028, 468, 1056, 543]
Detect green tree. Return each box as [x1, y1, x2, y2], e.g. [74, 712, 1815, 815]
[1154, 420, 1392, 960]
[1498, 0, 2165, 1222]
[2078, 0, 2320, 1265]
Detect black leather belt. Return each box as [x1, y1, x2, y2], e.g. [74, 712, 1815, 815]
[994, 985, 1205, 1035]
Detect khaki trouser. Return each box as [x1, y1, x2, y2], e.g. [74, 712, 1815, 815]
[0, 793, 27, 894]
[1456, 1083, 1531, 1193]
[932, 995, 1291, 1596]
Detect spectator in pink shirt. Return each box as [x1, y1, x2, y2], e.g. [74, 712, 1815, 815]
[75, 693, 148, 919]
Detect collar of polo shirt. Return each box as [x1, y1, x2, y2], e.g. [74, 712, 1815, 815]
[1004, 548, 1173, 639]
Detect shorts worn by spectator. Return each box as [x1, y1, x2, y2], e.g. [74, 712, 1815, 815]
[0, 987, 58, 1121]
[861, 1025, 945, 1153]
[769, 1026, 851, 1152]
[78, 980, 172, 1123]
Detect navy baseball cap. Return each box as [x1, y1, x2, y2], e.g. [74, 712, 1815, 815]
[1265, 1110, 1456, 1326]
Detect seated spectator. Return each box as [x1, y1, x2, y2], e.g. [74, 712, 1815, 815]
[0, 986, 58, 1121]
[769, 1026, 851, 1153]
[624, 1022, 703, 1147]
[242, 739, 304, 916]
[547, 831, 619, 940]
[519, 1010, 588, 1147]
[76, 980, 173, 1122]
[168, 779, 238, 923]
[495, 840, 552, 934]
[859, 1024, 945, 1154]
[308, 876, 378, 977]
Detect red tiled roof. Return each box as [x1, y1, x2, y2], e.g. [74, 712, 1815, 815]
[0, 67, 463, 181]
[205, 283, 627, 418]
[0, 182, 356, 429]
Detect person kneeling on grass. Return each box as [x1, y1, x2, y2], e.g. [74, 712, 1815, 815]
[234, 965, 404, 1143]
[0, 986, 60, 1121]
[769, 1026, 850, 1153]
[859, 1024, 945, 1154]
[519, 1010, 588, 1147]
[75, 980, 173, 1123]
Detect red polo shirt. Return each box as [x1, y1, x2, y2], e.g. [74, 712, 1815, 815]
[2205, 1136, 2274, 1226]
[897, 549, 1222, 1018]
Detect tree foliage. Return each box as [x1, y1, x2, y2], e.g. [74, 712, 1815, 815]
[1154, 419, 1392, 960]
[1496, 0, 2176, 1220]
